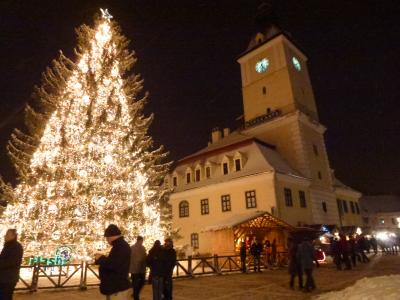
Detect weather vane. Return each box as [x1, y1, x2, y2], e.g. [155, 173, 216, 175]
[100, 8, 113, 21]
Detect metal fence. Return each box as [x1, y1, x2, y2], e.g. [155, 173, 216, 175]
[16, 252, 288, 292]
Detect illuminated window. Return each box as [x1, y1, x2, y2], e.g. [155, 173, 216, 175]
[380, 218, 385, 224]
[191, 233, 199, 249]
[292, 56, 301, 71]
[284, 188, 293, 207]
[245, 190, 257, 208]
[221, 195, 231, 212]
[299, 191, 307, 208]
[179, 201, 189, 218]
[200, 199, 209, 215]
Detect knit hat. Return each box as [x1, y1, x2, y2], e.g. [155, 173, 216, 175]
[104, 224, 121, 237]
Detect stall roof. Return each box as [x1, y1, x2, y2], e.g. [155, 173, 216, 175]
[202, 211, 294, 232]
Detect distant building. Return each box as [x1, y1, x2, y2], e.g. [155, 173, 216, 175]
[360, 195, 400, 232]
[167, 5, 362, 255]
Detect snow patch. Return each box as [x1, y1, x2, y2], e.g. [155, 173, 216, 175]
[315, 275, 400, 300]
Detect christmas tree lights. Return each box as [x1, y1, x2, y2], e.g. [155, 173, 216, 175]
[0, 10, 171, 259]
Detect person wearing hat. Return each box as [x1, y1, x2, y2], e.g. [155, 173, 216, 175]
[95, 224, 131, 300]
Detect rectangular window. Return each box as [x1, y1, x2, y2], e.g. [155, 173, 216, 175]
[235, 159, 241, 171]
[355, 202, 360, 214]
[322, 202, 327, 213]
[350, 201, 355, 214]
[342, 200, 348, 213]
[206, 167, 211, 179]
[195, 169, 201, 182]
[299, 191, 306, 208]
[186, 173, 191, 184]
[221, 195, 231, 212]
[191, 233, 199, 249]
[392, 218, 397, 225]
[245, 190, 257, 208]
[223, 162, 229, 175]
[284, 188, 293, 207]
[337, 199, 343, 216]
[200, 199, 209, 215]
[380, 218, 385, 224]
[313, 144, 319, 156]
[173, 177, 177, 187]
[318, 171, 322, 180]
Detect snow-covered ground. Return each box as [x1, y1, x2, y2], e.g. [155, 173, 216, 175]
[315, 275, 400, 300]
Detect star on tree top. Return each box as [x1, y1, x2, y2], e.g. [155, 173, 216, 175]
[100, 8, 113, 21]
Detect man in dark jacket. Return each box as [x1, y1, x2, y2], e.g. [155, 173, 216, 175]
[162, 238, 176, 300]
[0, 229, 23, 300]
[239, 241, 247, 273]
[297, 238, 315, 292]
[146, 240, 164, 300]
[250, 239, 262, 272]
[95, 224, 131, 299]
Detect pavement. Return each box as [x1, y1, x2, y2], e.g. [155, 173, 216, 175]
[15, 254, 400, 300]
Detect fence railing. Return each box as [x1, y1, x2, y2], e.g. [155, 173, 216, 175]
[16, 252, 288, 292]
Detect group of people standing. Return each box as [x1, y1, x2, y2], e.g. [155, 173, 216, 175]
[95, 224, 176, 300]
[239, 238, 277, 273]
[330, 233, 370, 270]
[288, 237, 317, 293]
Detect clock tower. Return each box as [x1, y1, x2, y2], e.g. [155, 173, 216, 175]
[238, 3, 340, 225]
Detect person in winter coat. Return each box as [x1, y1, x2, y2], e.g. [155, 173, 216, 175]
[0, 229, 23, 300]
[264, 239, 271, 267]
[339, 234, 352, 270]
[348, 236, 361, 267]
[162, 238, 177, 300]
[297, 238, 315, 292]
[330, 237, 342, 270]
[240, 242, 247, 273]
[130, 236, 147, 300]
[146, 240, 164, 300]
[288, 239, 303, 290]
[357, 235, 370, 262]
[271, 239, 277, 266]
[250, 240, 262, 272]
[95, 224, 131, 300]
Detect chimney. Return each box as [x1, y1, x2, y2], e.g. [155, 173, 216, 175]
[223, 128, 230, 137]
[211, 127, 222, 144]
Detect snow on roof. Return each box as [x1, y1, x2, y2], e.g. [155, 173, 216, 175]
[333, 177, 361, 194]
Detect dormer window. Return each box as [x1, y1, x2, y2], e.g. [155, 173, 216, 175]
[173, 176, 177, 187]
[223, 162, 229, 175]
[195, 169, 201, 182]
[186, 172, 191, 184]
[206, 166, 211, 179]
[235, 159, 241, 171]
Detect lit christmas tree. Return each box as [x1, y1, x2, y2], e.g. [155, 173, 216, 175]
[0, 9, 171, 258]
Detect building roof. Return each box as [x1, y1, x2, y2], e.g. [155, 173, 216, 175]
[201, 210, 294, 232]
[360, 195, 400, 214]
[171, 137, 306, 193]
[333, 177, 361, 194]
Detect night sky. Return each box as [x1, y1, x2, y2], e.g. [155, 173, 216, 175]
[0, 1, 399, 195]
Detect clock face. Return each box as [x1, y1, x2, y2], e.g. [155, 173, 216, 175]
[255, 58, 269, 73]
[292, 56, 301, 71]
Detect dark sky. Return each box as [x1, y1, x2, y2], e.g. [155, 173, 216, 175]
[0, 1, 399, 195]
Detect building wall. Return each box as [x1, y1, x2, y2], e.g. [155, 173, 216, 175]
[274, 176, 313, 226]
[336, 189, 363, 227]
[170, 172, 276, 251]
[363, 211, 400, 231]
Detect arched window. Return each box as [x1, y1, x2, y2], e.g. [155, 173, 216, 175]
[179, 201, 189, 218]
